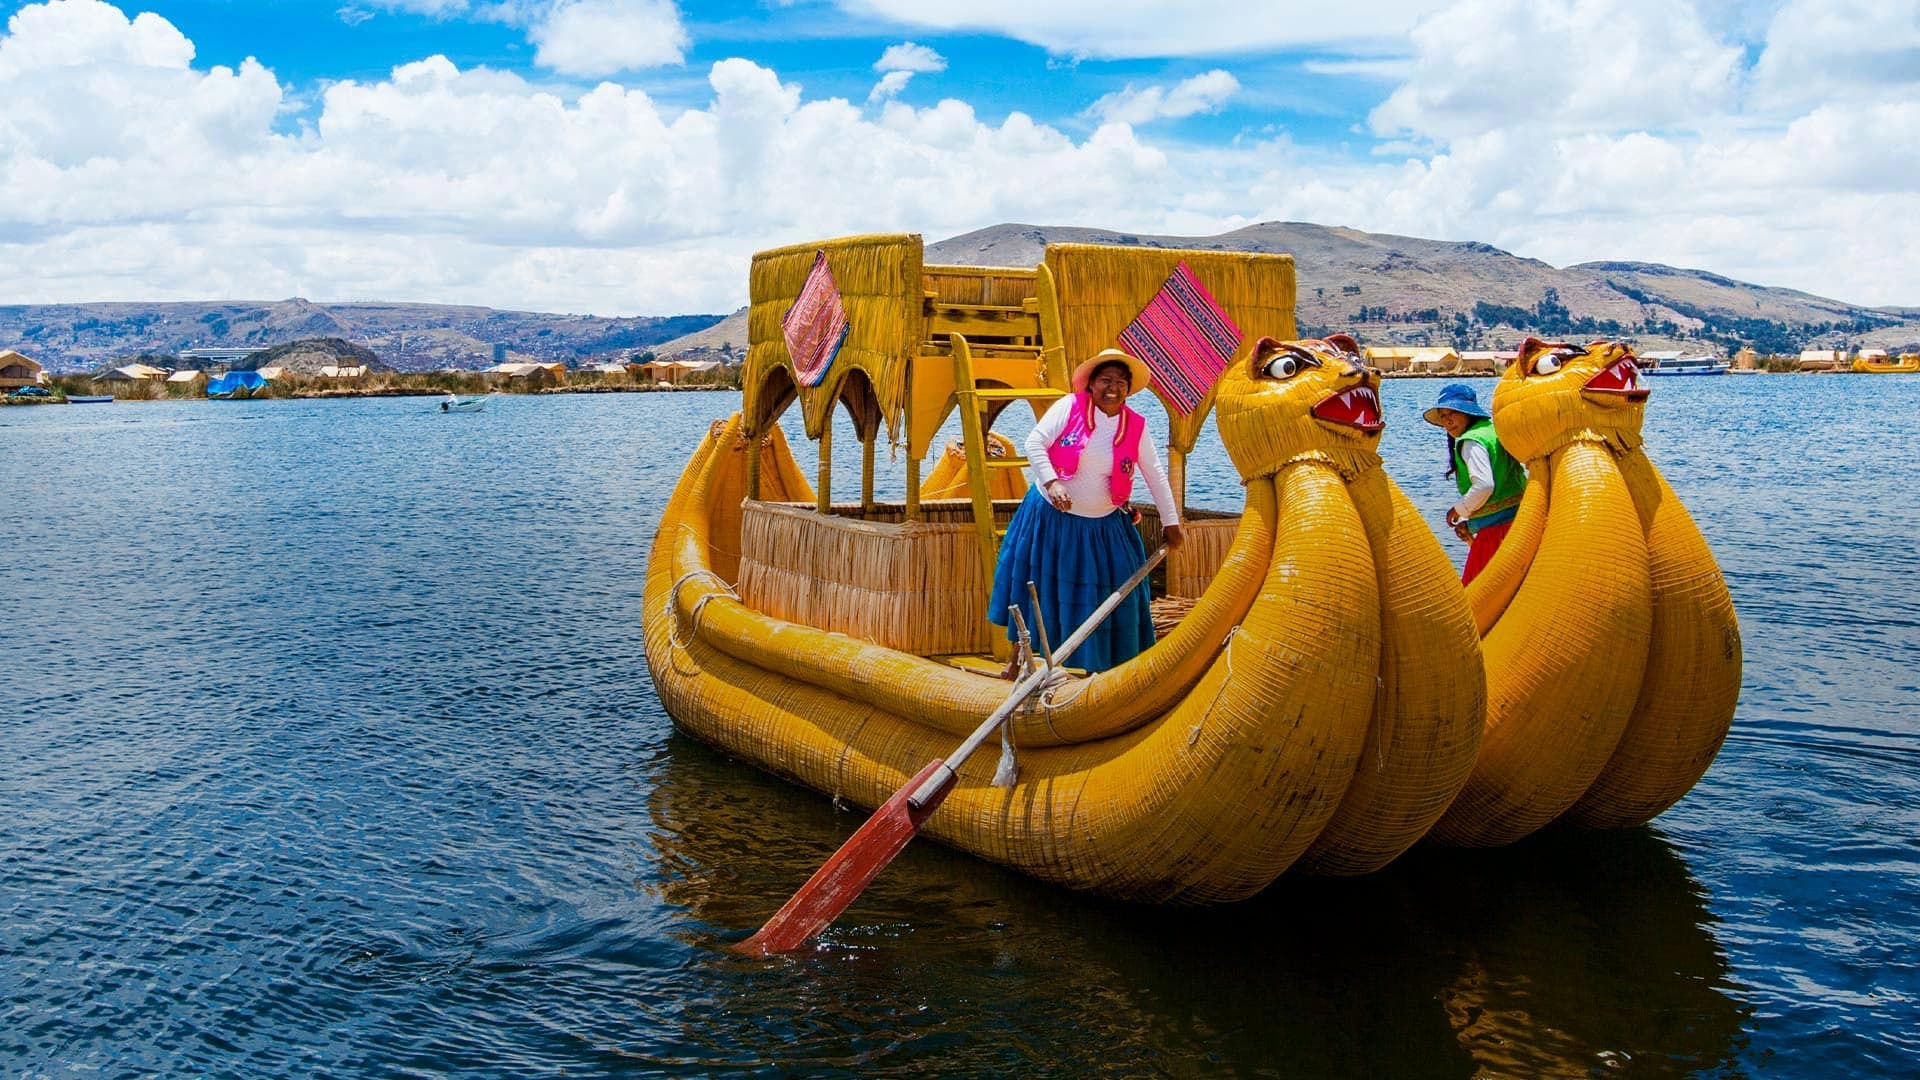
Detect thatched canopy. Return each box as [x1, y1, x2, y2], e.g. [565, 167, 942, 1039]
[1041, 244, 1296, 455]
[745, 233, 923, 442]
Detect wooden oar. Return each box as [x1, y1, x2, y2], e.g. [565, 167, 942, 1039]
[737, 545, 1168, 956]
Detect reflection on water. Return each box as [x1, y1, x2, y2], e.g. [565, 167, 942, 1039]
[646, 734, 1744, 1075]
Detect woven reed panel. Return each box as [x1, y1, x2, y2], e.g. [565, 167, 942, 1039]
[745, 234, 924, 442]
[1136, 506, 1241, 599]
[735, 500, 1014, 656]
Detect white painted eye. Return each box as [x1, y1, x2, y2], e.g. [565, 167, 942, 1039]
[1534, 353, 1563, 375]
[1264, 355, 1300, 379]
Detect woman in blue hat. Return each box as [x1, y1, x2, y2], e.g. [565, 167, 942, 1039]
[1423, 383, 1525, 584]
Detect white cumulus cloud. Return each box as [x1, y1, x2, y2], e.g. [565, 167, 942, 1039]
[874, 41, 947, 73]
[527, 0, 688, 75]
[837, 0, 1453, 57]
[868, 40, 945, 101]
[0, 0, 1917, 318]
[1088, 70, 1238, 124]
[1369, 0, 1742, 140]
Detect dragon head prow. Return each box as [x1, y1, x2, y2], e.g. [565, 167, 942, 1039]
[1490, 338, 1648, 461]
[1215, 334, 1384, 481]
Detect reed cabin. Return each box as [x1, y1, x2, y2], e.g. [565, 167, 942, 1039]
[717, 233, 1297, 665]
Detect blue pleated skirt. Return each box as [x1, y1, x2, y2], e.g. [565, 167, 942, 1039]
[987, 489, 1154, 672]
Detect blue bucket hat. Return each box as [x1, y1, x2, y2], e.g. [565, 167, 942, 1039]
[1423, 383, 1490, 426]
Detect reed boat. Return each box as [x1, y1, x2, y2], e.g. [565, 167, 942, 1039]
[1852, 353, 1920, 374]
[643, 234, 1488, 903]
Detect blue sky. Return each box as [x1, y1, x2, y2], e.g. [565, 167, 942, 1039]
[140, 1, 1383, 146]
[0, 0, 1915, 314]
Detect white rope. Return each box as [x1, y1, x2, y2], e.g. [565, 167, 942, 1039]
[666, 569, 738, 652]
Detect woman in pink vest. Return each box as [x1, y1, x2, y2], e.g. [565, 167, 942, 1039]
[989, 348, 1185, 675]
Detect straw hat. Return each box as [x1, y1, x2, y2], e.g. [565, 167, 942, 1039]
[1071, 348, 1151, 395]
[1423, 383, 1491, 426]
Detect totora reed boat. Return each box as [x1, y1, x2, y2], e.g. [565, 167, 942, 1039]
[642, 233, 1737, 907]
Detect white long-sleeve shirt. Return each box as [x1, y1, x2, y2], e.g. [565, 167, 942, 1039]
[1024, 394, 1181, 526]
[1451, 439, 1494, 519]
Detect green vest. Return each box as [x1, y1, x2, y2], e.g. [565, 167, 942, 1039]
[1453, 420, 1525, 528]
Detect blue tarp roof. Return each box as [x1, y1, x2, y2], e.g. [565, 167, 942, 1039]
[206, 371, 268, 396]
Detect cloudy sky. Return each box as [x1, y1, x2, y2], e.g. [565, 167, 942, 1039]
[1, 0, 1914, 315]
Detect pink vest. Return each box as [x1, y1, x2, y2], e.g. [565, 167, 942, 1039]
[1045, 393, 1146, 509]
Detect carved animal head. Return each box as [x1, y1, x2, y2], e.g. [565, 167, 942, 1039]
[1490, 338, 1648, 461]
[1215, 333, 1384, 481]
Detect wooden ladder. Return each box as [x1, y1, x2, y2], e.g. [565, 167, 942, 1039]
[949, 334, 1064, 639]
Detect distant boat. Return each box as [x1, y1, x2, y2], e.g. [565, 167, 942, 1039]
[439, 393, 490, 413]
[1852, 354, 1920, 374]
[1643, 354, 1729, 376]
[66, 394, 114, 404]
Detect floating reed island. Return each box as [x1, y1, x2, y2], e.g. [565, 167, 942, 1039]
[642, 233, 1741, 910]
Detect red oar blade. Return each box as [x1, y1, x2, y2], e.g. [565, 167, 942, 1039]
[736, 759, 954, 956]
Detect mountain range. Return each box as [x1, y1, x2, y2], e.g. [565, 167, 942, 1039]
[5, 221, 1914, 372]
[0, 298, 724, 373]
[654, 221, 1917, 361]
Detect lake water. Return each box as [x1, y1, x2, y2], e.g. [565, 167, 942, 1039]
[3, 376, 1916, 1076]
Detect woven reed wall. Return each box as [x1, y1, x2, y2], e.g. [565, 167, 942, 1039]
[736, 500, 1016, 655]
[924, 265, 1038, 307]
[1137, 506, 1241, 598]
[746, 234, 924, 442]
[1042, 244, 1297, 454]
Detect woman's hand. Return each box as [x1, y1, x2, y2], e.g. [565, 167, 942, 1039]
[1044, 480, 1071, 511]
[1444, 510, 1472, 543]
[1164, 524, 1186, 551]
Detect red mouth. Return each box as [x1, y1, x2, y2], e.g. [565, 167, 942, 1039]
[1584, 357, 1649, 401]
[1312, 383, 1385, 432]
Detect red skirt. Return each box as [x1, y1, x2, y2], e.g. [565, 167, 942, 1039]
[1461, 520, 1512, 585]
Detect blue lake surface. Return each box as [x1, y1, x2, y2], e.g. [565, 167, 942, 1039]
[2, 376, 1916, 1076]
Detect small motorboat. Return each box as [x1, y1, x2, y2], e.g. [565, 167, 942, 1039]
[66, 394, 114, 404]
[439, 393, 490, 413]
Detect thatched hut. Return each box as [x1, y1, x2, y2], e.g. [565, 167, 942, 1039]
[0, 349, 46, 390]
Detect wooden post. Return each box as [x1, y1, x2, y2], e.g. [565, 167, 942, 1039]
[746, 426, 762, 500]
[1168, 446, 1187, 517]
[905, 455, 921, 521]
[861, 430, 876, 512]
[816, 414, 833, 514]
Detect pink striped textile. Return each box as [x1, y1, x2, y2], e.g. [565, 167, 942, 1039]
[782, 251, 850, 388]
[1116, 262, 1242, 416]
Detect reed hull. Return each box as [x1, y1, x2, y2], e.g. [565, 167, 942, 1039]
[643, 413, 1485, 902]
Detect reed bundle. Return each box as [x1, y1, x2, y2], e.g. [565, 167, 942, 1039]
[921, 434, 1027, 502]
